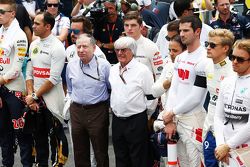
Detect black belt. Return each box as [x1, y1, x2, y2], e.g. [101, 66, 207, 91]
[113, 110, 146, 120]
[72, 100, 108, 109]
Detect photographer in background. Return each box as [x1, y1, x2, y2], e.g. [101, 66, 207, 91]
[93, 0, 124, 64]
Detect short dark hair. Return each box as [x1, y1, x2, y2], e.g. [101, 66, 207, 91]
[71, 16, 93, 35]
[167, 20, 180, 32]
[179, 15, 202, 32]
[37, 11, 55, 30]
[0, 0, 16, 11]
[173, 0, 193, 17]
[171, 35, 187, 51]
[123, 11, 142, 25]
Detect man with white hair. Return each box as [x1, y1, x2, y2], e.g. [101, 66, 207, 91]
[109, 36, 155, 167]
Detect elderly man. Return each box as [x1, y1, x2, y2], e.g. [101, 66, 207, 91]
[109, 36, 155, 167]
[66, 34, 111, 167]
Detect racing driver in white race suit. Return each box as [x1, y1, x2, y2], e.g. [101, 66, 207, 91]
[162, 15, 208, 167]
[214, 39, 250, 166]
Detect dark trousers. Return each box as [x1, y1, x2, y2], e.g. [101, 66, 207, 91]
[70, 101, 109, 167]
[112, 111, 149, 167]
[0, 88, 33, 167]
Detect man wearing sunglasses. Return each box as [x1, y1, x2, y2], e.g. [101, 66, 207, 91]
[109, 36, 155, 167]
[45, 0, 70, 43]
[66, 16, 106, 63]
[210, 0, 250, 40]
[0, 0, 33, 167]
[214, 39, 250, 166]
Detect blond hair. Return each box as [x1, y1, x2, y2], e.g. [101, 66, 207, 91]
[208, 29, 235, 54]
[233, 39, 250, 55]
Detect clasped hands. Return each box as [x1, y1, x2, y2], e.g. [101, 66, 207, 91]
[25, 95, 39, 111]
[215, 144, 230, 165]
[162, 110, 176, 140]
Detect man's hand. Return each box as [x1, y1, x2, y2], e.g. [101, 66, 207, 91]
[29, 102, 39, 112]
[164, 121, 177, 140]
[215, 144, 230, 162]
[163, 110, 175, 124]
[25, 95, 34, 105]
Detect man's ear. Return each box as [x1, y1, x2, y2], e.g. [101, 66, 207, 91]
[195, 27, 201, 37]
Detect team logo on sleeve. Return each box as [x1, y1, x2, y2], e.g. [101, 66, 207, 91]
[32, 46, 39, 57]
[17, 47, 27, 56]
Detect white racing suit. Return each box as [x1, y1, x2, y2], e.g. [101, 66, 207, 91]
[165, 46, 208, 167]
[214, 74, 250, 167]
[202, 58, 235, 167]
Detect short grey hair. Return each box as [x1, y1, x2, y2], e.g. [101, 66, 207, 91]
[76, 34, 96, 46]
[114, 36, 137, 55]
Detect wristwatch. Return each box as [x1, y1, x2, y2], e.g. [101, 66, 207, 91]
[31, 92, 38, 100]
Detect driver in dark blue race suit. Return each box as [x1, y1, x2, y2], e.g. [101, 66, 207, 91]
[210, 0, 250, 40]
[0, 0, 32, 166]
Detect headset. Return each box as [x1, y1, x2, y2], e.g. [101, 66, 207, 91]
[43, 0, 64, 11]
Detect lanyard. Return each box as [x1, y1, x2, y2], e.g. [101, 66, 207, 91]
[79, 56, 100, 81]
[106, 23, 116, 43]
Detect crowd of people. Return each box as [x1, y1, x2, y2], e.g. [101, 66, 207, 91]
[0, 0, 249, 167]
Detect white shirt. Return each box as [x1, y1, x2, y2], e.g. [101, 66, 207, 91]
[214, 74, 250, 149]
[135, 35, 164, 79]
[0, 19, 28, 92]
[156, 23, 213, 59]
[109, 58, 155, 117]
[166, 46, 208, 115]
[66, 44, 106, 62]
[52, 13, 70, 36]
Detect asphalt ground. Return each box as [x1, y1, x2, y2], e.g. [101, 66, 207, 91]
[0, 114, 116, 167]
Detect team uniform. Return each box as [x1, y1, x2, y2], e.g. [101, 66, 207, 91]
[0, 18, 32, 167]
[27, 34, 67, 166]
[210, 12, 250, 40]
[214, 74, 250, 167]
[135, 35, 164, 80]
[165, 46, 208, 167]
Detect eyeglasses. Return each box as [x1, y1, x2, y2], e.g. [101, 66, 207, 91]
[47, 3, 59, 7]
[115, 48, 128, 53]
[229, 54, 250, 63]
[205, 41, 219, 49]
[0, 9, 12, 15]
[68, 29, 81, 35]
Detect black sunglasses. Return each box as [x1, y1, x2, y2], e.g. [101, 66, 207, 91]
[0, 9, 12, 14]
[47, 3, 59, 7]
[229, 54, 250, 63]
[205, 41, 219, 49]
[68, 29, 81, 35]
